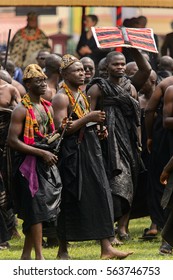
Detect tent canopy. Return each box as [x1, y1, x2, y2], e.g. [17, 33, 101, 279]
[1, 0, 173, 8]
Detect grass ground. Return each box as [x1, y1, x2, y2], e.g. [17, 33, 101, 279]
[0, 216, 173, 260]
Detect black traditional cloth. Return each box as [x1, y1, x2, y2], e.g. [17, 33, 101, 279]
[0, 108, 15, 243]
[130, 108, 149, 219]
[160, 172, 173, 246]
[0, 108, 13, 203]
[87, 78, 141, 220]
[0, 172, 12, 243]
[12, 148, 62, 234]
[57, 124, 114, 241]
[10, 95, 62, 234]
[146, 99, 172, 229]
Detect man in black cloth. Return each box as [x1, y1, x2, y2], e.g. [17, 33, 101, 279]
[86, 48, 151, 241]
[145, 75, 173, 253]
[52, 54, 133, 260]
[157, 84, 173, 254]
[160, 156, 173, 254]
[0, 108, 14, 249]
[7, 64, 62, 259]
[0, 75, 21, 248]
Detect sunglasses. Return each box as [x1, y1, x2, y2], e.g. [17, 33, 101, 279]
[84, 66, 94, 71]
[38, 57, 46, 60]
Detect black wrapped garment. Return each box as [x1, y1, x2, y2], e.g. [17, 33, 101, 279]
[13, 154, 62, 234]
[87, 78, 141, 219]
[57, 125, 114, 241]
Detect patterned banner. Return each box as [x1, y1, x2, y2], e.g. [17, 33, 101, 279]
[92, 26, 158, 53]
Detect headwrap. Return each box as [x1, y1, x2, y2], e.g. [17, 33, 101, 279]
[60, 54, 80, 71]
[23, 64, 47, 81]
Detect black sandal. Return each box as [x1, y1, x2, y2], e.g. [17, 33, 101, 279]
[159, 241, 172, 255]
[118, 232, 131, 241]
[139, 228, 158, 240]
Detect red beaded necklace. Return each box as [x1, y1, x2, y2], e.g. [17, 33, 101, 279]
[21, 27, 41, 41]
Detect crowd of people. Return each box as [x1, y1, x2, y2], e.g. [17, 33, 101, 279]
[1, 12, 173, 259]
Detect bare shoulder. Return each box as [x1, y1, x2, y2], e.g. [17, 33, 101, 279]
[165, 85, 173, 99]
[5, 83, 16, 90]
[161, 76, 173, 91]
[87, 83, 101, 96]
[12, 79, 26, 97]
[165, 84, 173, 92]
[6, 83, 20, 94]
[52, 90, 69, 108]
[11, 103, 27, 120]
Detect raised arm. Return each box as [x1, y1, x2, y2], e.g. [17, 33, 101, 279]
[130, 48, 152, 92]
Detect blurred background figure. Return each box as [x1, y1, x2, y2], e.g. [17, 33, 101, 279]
[161, 21, 173, 58]
[0, 50, 23, 85]
[80, 57, 95, 92]
[43, 53, 62, 101]
[137, 15, 159, 71]
[9, 11, 51, 69]
[97, 57, 108, 79]
[36, 49, 50, 70]
[125, 61, 138, 77]
[156, 55, 173, 84]
[1, 60, 26, 97]
[76, 14, 110, 74]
